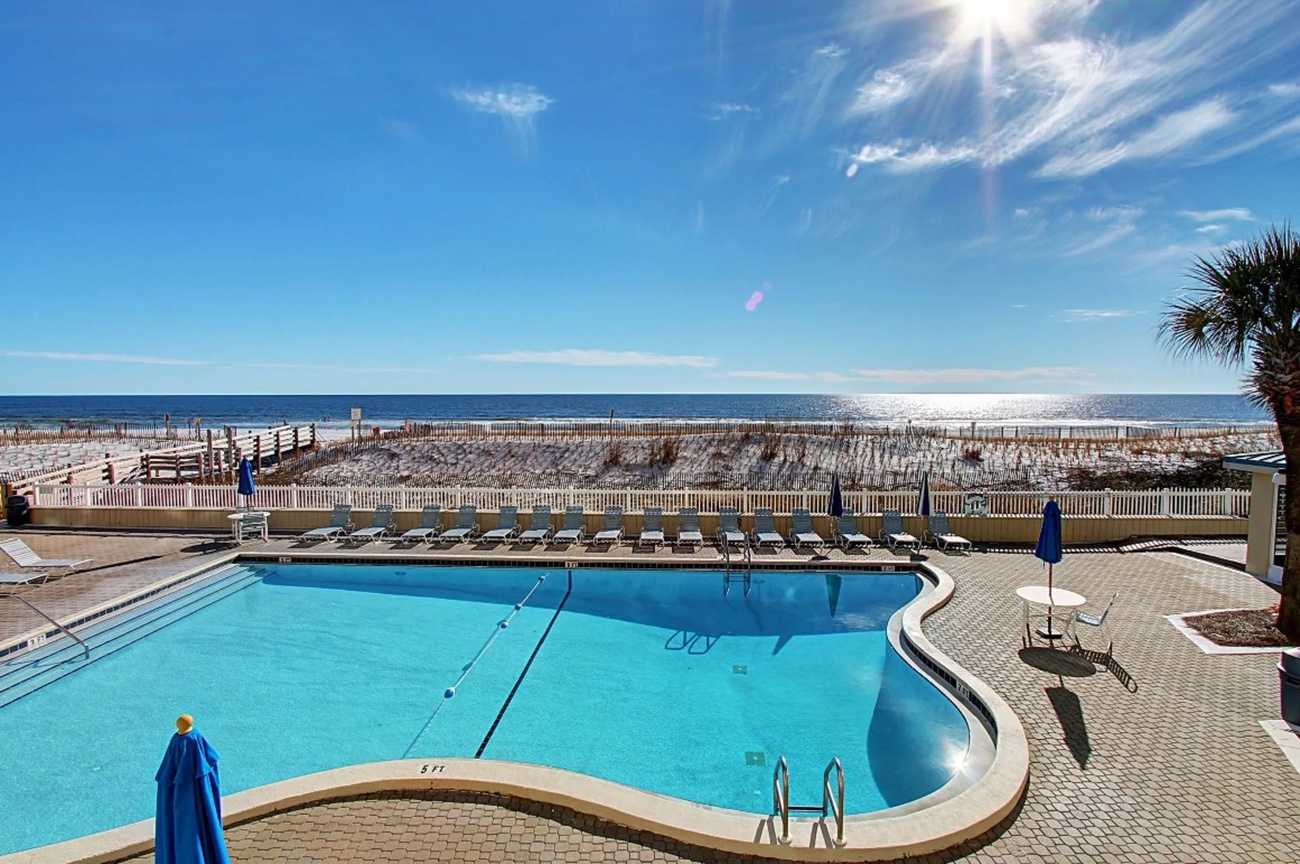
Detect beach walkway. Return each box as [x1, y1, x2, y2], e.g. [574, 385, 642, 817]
[2, 530, 1296, 863]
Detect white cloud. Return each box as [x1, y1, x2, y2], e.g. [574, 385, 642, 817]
[473, 349, 718, 369]
[849, 141, 979, 173]
[452, 84, 552, 118]
[1063, 205, 1143, 255]
[850, 70, 912, 113]
[814, 44, 847, 60]
[1178, 207, 1254, 222]
[1269, 82, 1300, 98]
[0, 350, 209, 366]
[1060, 309, 1144, 321]
[706, 102, 759, 120]
[716, 370, 810, 380]
[1195, 224, 1224, 234]
[852, 366, 1087, 385]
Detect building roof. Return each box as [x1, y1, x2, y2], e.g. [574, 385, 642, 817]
[1223, 450, 1286, 474]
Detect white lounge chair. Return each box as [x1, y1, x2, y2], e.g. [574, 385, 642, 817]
[553, 506, 585, 544]
[1074, 592, 1118, 655]
[925, 511, 972, 554]
[439, 506, 479, 543]
[639, 507, 664, 547]
[518, 505, 553, 545]
[718, 507, 745, 547]
[300, 504, 353, 541]
[400, 504, 442, 544]
[790, 508, 826, 550]
[676, 507, 703, 548]
[483, 506, 520, 544]
[0, 538, 90, 570]
[880, 509, 921, 551]
[1, 570, 49, 587]
[834, 511, 871, 550]
[592, 506, 624, 545]
[751, 508, 784, 548]
[347, 505, 396, 543]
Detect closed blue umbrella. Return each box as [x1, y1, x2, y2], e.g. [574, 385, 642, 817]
[1034, 497, 1064, 636]
[918, 471, 931, 517]
[828, 473, 844, 518]
[236, 458, 255, 511]
[155, 715, 230, 864]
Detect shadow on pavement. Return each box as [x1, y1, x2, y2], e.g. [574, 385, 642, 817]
[1047, 685, 1092, 768]
[1018, 646, 1097, 677]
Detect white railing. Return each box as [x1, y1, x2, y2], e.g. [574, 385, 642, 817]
[29, 484, 1252, 518]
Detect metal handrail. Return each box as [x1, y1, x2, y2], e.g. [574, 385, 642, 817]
[822, 757, 845, 847]
[10, 595, 90, 659]
[772, 756, 791, 845]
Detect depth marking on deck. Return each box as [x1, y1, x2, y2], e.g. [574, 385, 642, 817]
[474, 569, 574, 758]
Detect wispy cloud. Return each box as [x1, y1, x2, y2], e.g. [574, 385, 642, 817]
[451, 84, 552, 152]
[1269, 81, 1300, 98]
[715, 370, 811, 380]
[473, 349, 718, 368]
[705, 102, 759, 120]
[1195, 224, 1224, 234]
[0, 350, 209, 366]
[1060, 309, 1144, 322]
[847, 141, 979, 175]
[1064, 205, 1143, 255]
[1178, 207, 1254, 222]
[852, 366, 1087, 385]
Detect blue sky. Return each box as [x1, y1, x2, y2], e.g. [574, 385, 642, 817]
[3, 0, 1299, 395]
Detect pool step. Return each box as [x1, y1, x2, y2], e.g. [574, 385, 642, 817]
[0, 565, 260, 708]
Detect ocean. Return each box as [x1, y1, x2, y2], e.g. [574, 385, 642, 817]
[0, 393, 1272, 434]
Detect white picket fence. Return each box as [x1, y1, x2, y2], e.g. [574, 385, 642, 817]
[29, 484, 1252, 518]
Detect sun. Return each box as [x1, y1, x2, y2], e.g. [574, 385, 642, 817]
[950, 0, 1036, 46]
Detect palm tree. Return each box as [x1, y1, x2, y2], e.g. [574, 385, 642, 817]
[1159, 223, 1300, 638]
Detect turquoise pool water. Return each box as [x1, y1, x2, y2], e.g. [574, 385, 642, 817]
[0, 564, 969, 854]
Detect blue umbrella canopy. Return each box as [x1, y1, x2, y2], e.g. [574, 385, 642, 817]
[828, 473, 844, 518]
[236, 457, 255, 503]
[918, 471, 932, 517]
[155, 717, 230, 864]
[1034, 498, 1064, 565]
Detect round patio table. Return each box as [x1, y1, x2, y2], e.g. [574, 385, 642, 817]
[1016, 585, 1086, 643]
[227, 511, 269, 543]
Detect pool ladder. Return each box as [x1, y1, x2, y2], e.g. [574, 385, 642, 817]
[771, 756, 845, 847]
[722, 536, 752, 597]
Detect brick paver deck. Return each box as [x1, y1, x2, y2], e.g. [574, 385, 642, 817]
[6, 529, 1298, 863]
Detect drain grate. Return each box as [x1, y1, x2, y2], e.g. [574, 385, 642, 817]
[733, 664, 748, 675]
[745, 751, 766, 766]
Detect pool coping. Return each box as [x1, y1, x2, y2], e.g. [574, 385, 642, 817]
[2, 559, 1030, 863]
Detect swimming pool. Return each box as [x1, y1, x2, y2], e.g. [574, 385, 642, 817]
[0, 562, 971, 855]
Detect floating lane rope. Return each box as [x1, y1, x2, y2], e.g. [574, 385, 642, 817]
[402, 574, 548, 758]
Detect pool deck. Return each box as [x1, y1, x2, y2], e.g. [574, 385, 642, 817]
[3, 529, 1298, 863]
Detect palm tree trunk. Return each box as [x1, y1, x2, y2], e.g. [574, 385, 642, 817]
[1278, 416, 1300, 640]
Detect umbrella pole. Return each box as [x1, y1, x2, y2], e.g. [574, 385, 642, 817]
[1047, 562, 1055, 639]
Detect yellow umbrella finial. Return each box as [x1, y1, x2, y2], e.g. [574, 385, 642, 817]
[176, 714, 194, 735]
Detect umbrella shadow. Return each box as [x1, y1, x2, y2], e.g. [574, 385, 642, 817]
[1017, 647, 1097, 678]
[1046, 685, 1091, 768]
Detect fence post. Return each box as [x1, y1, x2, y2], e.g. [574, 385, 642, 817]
[1161, 489, 1170, 516]
[290, 484, 299, 509]
[1223, 489, 1232, 517]
[184, 483, 194, 508]
[1103, 490, 1112, 516]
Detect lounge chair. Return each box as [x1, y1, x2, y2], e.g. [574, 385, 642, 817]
[833, 510, 871, 550]
[1074, 592, 1118, 655]
[518, 505, 553, 545]
[925, 511, 972, 553]
[0, 538, 91, 570]
[638, 506, 664, 547]
[789, 508, 826, 550]
[439, 505, 479, 543]
[1, 570, 49, 588]
[676, 507, 703, 548]
[347, 505, 396, 543]
[880, 509, 921, 551]
[718, 506, 745, 547]
[751, 508, 784, 548]
[553, 506, 585, 544]
[482, 506, 520, 544]
[399, 504, 442, 544]
[300, 504, 353, 541]
[592, 506, 624, 545]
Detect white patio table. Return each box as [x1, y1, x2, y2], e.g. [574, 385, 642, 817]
[227, 511, 269, 543]
[1016, 585, 1086, 644]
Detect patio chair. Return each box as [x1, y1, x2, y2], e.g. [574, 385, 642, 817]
[880, 509, 920, 551]
[1, 570, 50, 588]
[718, 507, 745, 547]
[399, 504, 442, 544]
[553, 506, 585, 544]
[1074, 592, 1118, 655]
[518, 505, 553, 545]
[439, 505, 479, 543]
[834, 511, 871, 550]
[790, 508, 826, 550]
[482, 505, 520, 544]
[234, 511, 268, 544]
[299, 505, 353, 541]
[0, 538, 90, 570]
[638, 506, 664, 547]
[751, 508, 784, 548]
[592, 506, 624, 545]
[925, 511, 972, 554]
[676, 507, 703, 548]
[347, 505, 396, 543]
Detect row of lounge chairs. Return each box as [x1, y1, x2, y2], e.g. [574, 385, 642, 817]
[294, 504, 972, 553]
